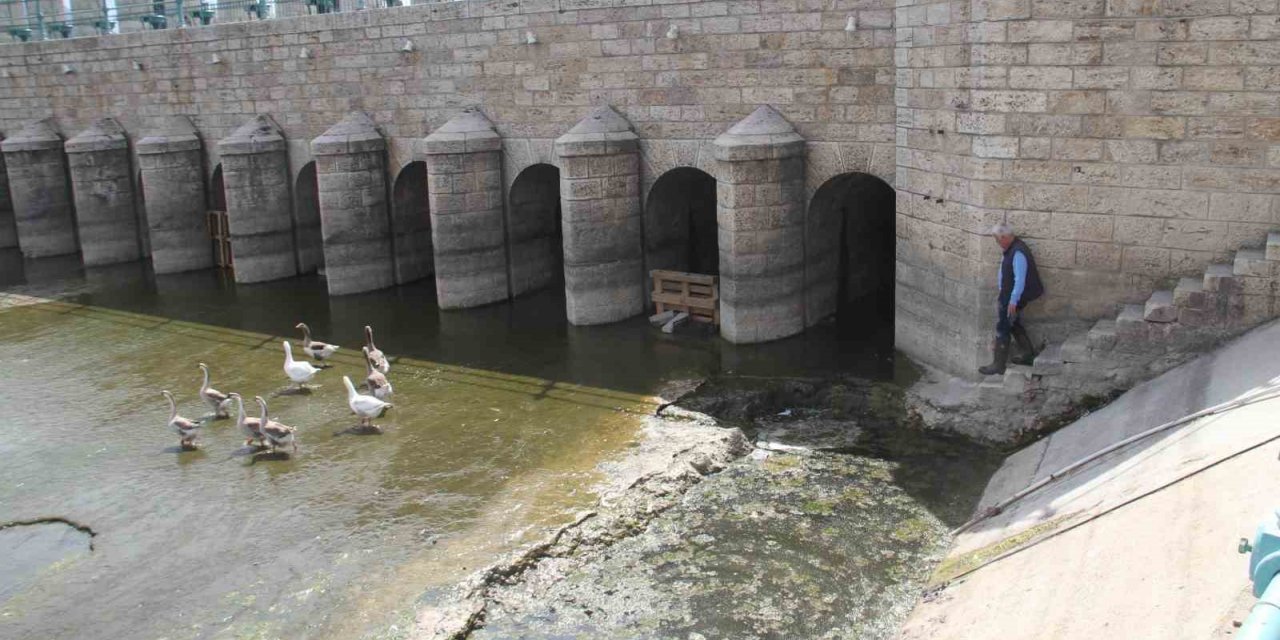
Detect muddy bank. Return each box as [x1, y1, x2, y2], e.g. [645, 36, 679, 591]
[412, 375, 1002, 639]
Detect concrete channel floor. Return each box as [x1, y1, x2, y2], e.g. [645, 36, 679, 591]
[900, 319, 1280, 640]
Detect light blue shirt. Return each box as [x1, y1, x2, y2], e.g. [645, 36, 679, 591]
[1009, 251, 1027, 307]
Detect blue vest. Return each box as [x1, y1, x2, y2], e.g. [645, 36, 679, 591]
[1000, 238, 1044, 306]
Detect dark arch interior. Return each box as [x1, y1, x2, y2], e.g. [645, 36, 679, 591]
[507, 163, 562, 297]
[645, 167, 718, 276]
[293, 162, 323, 274]
[807, 173, 896, 339]
[134, 170, 150, 257]
[209, 164, 226, 211]
[390, 161, 433, 286]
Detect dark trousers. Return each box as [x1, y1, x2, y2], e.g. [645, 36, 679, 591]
[996, 301, 1026, 343]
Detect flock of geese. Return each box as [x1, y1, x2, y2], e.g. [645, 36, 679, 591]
[161, 323, 396, 454]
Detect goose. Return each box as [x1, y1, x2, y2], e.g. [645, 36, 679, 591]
[161, 390, 202, 449]
[364, 325, 390, 373]
[197, 362, 232, 419]
[254, 396, 298, 454]
[362, 346, 393, 400]
[282, 341, 320, 390]
[295, 322, 339, 366]
[228, 392, 264, 447]
[343, 375, 393, 430]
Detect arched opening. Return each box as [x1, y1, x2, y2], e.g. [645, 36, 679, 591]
[390, 161, 433, 286]
[644, 167, 718, 276]
[293, 161, 323, 275]
[507, 163, 562, 297]
[209, 164, 226, 211]
[135, 169, 151, 258]
[806, 172, 896, 340]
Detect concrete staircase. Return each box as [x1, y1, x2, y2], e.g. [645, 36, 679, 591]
[986, 232, 1280, 401]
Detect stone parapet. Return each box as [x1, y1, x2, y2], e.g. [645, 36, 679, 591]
[555, 106, 644, 325]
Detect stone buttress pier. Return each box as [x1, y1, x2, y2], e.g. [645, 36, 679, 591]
[554, 106, 644, 325]
[421, 108, 508, 309]
[310, 111, 395, 296]
[1, 119, 78, 258]
[136, 116, 212, 275]
[713, 106, 807, 344]
[65, 117, 142, 266]
[0, 139, 15, 249]
[217, 115, 297, 284]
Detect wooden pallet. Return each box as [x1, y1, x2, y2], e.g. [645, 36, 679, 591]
[651, 269, 719, 325]
[206, 210, 233, 272]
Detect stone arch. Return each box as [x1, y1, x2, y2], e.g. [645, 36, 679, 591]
[209, 164, 226, 211]
[293, 161, 324, 274]
[805, 172, 896, 339]
[507, 163, 563, 298]
[135, 169, 150, 257]
[644, 166, 718, 277]
[390, 160, 433, 286]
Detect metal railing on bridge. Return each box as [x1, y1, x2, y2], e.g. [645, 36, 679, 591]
[0, 0, 454, 41]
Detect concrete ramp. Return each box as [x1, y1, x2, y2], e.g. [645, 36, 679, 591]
[901, 320, 1280, 639]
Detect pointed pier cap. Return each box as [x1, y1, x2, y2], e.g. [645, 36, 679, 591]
[555, 105, 638, 157]
[1, 118, 63, 152]
[713, 105, 805, 162]
[137, 115, 202, 155]
[312, 111, 385, 156]
[421, 107, 501, 156]
[217, 114, 286, 155]
[65, 117, 129, 154]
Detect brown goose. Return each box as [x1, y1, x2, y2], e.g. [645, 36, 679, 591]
[364, 325, 390, 373]
[362, 346, 393, 400]
[294, 322, 339, 366]
[254, 396, 298, 454]
[198, 363, 232, 419]
[161, 390, 202, 449]
[228, 392, 264, 447]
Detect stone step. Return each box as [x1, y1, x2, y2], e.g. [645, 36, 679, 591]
[1143, 290, 1177, 323]
[1060, 331, 1092, 363]
[1173, 277, 1205, 308]
[1234, 249, 1270, 278]
[1114, 303, 1147, 343]
[1087, 319, 1117, 351]
[1032, 341, 1063, 376]
[1267, 232, 1280, 262]
[1204, 263, 1237, 293]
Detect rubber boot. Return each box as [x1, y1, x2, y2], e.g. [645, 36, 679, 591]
[979, 338, 1010, 376]
[1010, 324, 1036, 366]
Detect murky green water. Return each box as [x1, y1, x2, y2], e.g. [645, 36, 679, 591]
[0, 251, 901, 640]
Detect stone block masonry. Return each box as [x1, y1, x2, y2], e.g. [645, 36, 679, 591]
[65, 117, 143, 267]
[1, 119, 77, 259]
[136, 116, 214, 275]
[217, 115, 298, 284]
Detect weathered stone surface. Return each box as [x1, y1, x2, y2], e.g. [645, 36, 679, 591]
[1, 119, 77, 259]
[715, 106, 807, 344]
[422, 108, 508, 309]
[217, 115, 297, 284]
[555, 106, 643, 325]
[66, 118, 142, 267]
[136, 116, 212, 275]
[311, 112, 394, 296]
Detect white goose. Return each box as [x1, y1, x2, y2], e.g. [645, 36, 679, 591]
[295, 322, 339, 366]
[282, 341, 320, 390]
[254, 396, 298, 454]
[161, 390, 202, 449]
[343, 375, 393, 431]
[364, 325, 390, 373]
[363, 346, 393, 400]
[228, 392, 264, 447]
[197, 362, 232, 419]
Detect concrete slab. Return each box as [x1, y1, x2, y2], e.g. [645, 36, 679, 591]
[901, 319, 1280, 639]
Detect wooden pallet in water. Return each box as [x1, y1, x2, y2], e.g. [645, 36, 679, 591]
[651, 269, 719, 325]
[206, 210, 233, 272]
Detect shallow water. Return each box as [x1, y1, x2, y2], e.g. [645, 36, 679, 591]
[0, 252, 900, 639]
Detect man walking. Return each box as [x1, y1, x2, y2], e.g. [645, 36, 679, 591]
[980, 223, 1044, 375]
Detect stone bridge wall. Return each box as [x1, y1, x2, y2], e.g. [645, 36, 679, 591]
[0, 0, 1277, 378]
